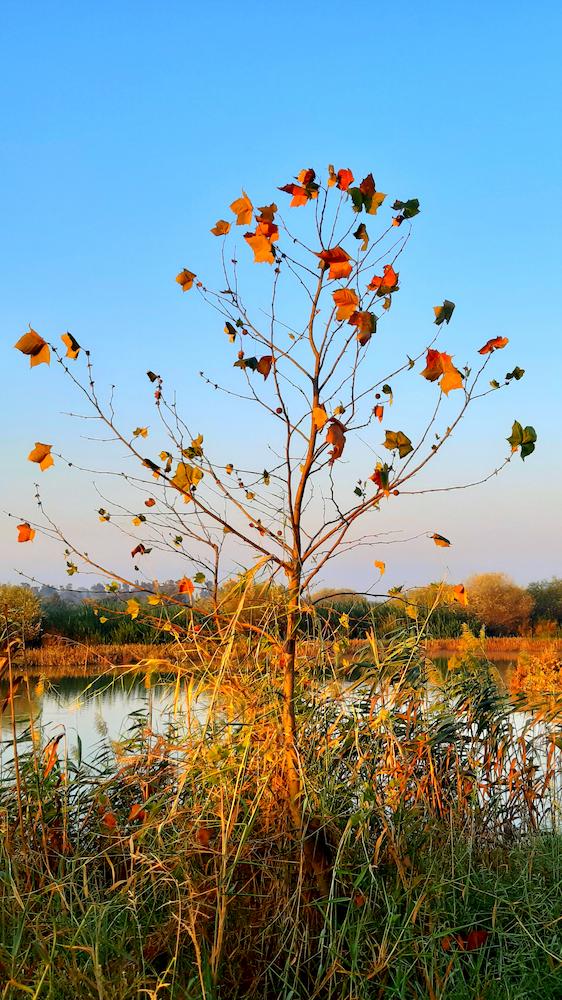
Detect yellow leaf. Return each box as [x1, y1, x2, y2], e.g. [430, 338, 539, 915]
[14, 329, 50, 367]
[99, 616, 108, 623]
[312, 405, 328, 430]
[339, 613, 349, 629]
[133, 427, 148, 438]
[225, 463, 233, 474]
[148, 595, 161, 605]
[28, 442, 54, 471]
[61, 331, 81, 359]
[126, 599, 140, 620]
[374, 560, 386, 576]
[405, 604, 419, 619]
[171, 462, 203, 491]
[230, 191, 253, 226]
[367, 191, 386, 215]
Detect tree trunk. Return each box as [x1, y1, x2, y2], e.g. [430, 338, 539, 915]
[282, 573, 332, 897]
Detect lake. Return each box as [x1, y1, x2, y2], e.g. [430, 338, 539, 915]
[0, 658, 518, 767]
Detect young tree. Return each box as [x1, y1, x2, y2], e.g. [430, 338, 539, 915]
[12, 164, 535, 835]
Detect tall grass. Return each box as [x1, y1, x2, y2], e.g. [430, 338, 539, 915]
[1, 624, 561, 998]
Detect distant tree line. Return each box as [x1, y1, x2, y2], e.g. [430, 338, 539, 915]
[1, 574, 562, 645]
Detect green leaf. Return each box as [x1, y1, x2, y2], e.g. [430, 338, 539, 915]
[392, 198, 420, 218]
[234, 356, 258, 372]
[506, 367, 525, 381]
[433, 300, 455, 325]
[383, 430, 413, 459]
[194, 572, 205, 584]
[507, 420, 537, 460]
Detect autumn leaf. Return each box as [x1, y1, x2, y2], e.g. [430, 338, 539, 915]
[61, 331, 81, 359]
[171, 462, 203, 491]
[101, 812, 118, 830]
[133, 427, 148, 438]
[374, 560, 386, 575]
[353, 222, 369, 251]
[42, 734, 63, 779]
[230, 191, 253, 226]
[256, 355, 274, 380]
[431, 533, 451, 547]
[144, 498, 156, 507]
[349, 310, 376, 346]
[507, 420, 537, 460]
[384, 430, 413, 459]
[176, 269, 196, 291]
[234, 355, 258, 372]
[368, 264, 399, 296]
[420, 350, 463, 394]
[370, 462, 391, 494]
[327, 165, 354, 191]
[28, 442, 54, 471]
[279, 169, 319, 207]
[126, 599, 140, 619]
[256, 202, 277, 222]
[332, 288, 359, 321]
[315, 246, 352, 280]
[374, 404, 384, 422]
[224, 321, 237, 343]
[178, 576, 194, 596]
[129, 803, 147, 823]
[451, 584, 467, 606]
[433, 299, 455, 325]
[312, 405, 328, 430]
[326, 419, 346, 462]
[14, 329, 50, 367]
[131, 543, 150, 558]
[244, 231, 275, 264]
[506, 366, 525, 381]
[349, 174, 386, 215]
[17, 522, 35, 543]
[210, 219, 231, 236]
[479, 336, 509, 354]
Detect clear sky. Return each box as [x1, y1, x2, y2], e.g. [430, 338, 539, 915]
[1, 0, 561, 594]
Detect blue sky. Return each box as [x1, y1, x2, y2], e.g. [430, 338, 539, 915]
[1, 0, 561, 592]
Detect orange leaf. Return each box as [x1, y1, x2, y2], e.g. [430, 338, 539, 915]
[451, 584, 467, 606]
[256, 203, 277, 223]
[210, 219, 231, 236]
[178, 576, 194, 596]
[431, 533, 451, 547]
[176, 269, 196, 291]
[17, 522, 35, 543]
[256, 355, 274, 380]
[374, 560, 386, 576]
[368, 264, 399, 296]
[278, 183, 309, 207]
[312, 405, 328, 430]
[195, 826, 212, 848]
[478, 336, 509, 354]
[144, 498, 156, 507]
[420, 350, 463, 395]
[374, 404, 384, 422]
[42, 734, 63, 779]
[326, 419, 346, 463]
[244, 231, 275, 264]
[28, 442, 54, 471]
[14, 329, 50, 367]
[230, 191, 253, 226]
[61, 332, 81, 359]
[128, 803, 147, 822]
[316, 246, 352, 280]
[349, 310, 376, 346]
[101, 811, 118, 830]
[332, 288, 359, 321]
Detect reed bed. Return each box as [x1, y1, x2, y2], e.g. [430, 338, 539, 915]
[1, 627, 561, 998]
